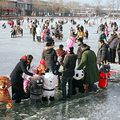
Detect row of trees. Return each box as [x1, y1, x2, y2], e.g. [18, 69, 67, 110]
[0, 0, 9, 10]
[1, 0, 120, 17]
[32, 0, 81, 16]
[32, 0, 120, 16]
[94, 0, 120, 16]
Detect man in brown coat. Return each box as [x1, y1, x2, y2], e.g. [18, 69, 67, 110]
[61, 47, 77, 100]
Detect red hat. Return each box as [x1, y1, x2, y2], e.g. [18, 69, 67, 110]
[40, 59, 46, 66]
[21, 55, 27, 60]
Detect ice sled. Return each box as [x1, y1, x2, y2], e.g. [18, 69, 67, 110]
[0, 76, 13, 109]
[98, 72, 110, 88]
[42, 72, 58, 99]
[73, 70, 84, 80]
[98, 64, 111, 88]
[29, 75, 44, 101]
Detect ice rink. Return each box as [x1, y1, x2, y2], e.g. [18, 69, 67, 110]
[0, 17, 120, 120]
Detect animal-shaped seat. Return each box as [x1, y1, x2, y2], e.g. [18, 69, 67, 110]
[43, 72, 58, 99]
[73, 70, 84, 80]
[0, 76, 13, 109]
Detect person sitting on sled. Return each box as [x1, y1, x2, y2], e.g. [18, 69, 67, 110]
[36, 59, 47, 75]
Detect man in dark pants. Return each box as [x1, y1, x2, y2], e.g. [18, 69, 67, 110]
[61, 47, 77, 100]
[32, 23, 36, 41]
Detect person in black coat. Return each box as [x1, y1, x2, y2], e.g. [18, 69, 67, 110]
[42, 42, 58, 72]
[10, 55, 33, 103]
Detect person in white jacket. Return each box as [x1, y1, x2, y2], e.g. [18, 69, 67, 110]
[36, 25, 41, 42]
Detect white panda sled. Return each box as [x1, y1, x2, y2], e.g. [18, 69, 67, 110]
[42, 72, 58, 101]
[72, 69, 85, 94]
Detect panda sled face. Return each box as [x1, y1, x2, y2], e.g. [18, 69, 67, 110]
[73, 70, 84, 80]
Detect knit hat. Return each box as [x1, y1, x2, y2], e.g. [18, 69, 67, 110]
[40, 59, 46, 66]
[21, 55, 27, 60]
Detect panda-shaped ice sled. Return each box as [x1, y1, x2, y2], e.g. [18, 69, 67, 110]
[72, 69, 85, 95]
[42, 72, 58, 102]
[73, 69, 84, 80]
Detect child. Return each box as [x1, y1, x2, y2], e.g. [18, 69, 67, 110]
[36, 59, 46, 75]
[66, 32, 76, 52]
[22, 65, 36, 95]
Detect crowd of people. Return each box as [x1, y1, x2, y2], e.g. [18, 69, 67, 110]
[1, 17, 120, 108]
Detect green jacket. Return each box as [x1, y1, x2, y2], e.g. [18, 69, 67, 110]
[77, 49, 99, 84]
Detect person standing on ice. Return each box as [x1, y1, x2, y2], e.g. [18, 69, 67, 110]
[61, 47, 77, 100]
[36, 25, 41, 42]
[32, 22, 36, 42]
[42, 42, 58, 72]
[66, 32, 76, 52]
[99, 31, 107, 43]
[77, 44, 99, 93]
[108, 33, 119, 63]
[97, 39, 109, 66]
[10, 55, 34, 103]
[116, 33, 120, 64]
[76, 26, 84, 44]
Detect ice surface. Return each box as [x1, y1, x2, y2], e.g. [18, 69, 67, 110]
[0, 17, 120, 120]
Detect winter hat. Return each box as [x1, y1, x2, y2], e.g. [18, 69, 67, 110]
[21, 55, 27, 60]
[40, 59, 46, 66]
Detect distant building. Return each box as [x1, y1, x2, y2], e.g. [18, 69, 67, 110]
[0, 0, 32, 17]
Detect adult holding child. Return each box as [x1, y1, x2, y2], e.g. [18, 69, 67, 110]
[10, 55, 34, 103]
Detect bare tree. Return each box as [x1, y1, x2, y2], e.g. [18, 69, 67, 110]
[32, 0, 49, 16]
[116, 0, 120, 14]
[93, 0, 103, 16]
[106, 0, 116, 16]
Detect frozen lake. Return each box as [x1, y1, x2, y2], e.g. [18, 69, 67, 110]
[0, 17, 120, 120]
